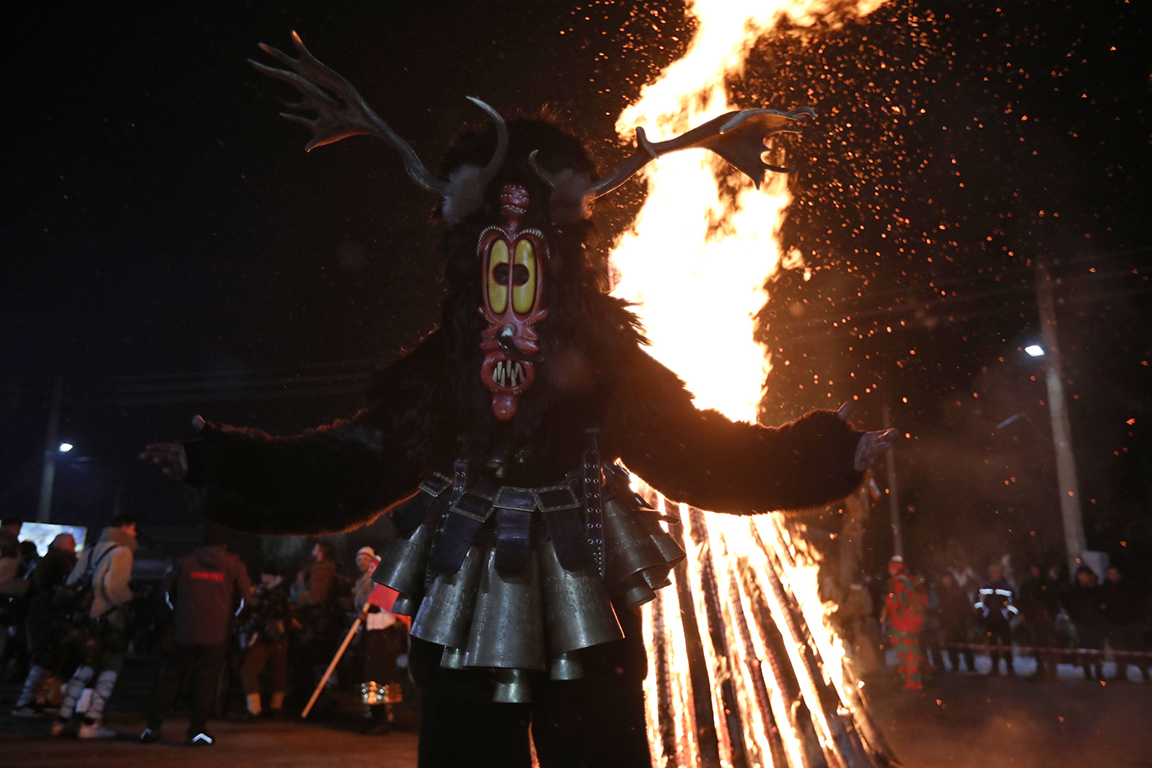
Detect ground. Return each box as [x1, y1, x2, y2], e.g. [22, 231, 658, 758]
[869, 661, 1152, 768]
[2, 654, 1151, 767]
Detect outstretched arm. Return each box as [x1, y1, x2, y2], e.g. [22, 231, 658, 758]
[611, 348, 894, 514]
[141, 334, 448, 536]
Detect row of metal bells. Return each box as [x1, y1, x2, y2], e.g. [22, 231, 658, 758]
[463, 548, 547, 672]
[539, 539, 623, 655]
[373, 520, 435, 603]
[411, 545, 485, 649]
[603, 495, 674, 608]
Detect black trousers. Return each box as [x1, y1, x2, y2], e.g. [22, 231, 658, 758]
[983, 620, 1013, 669]
[149, 642, 227, 732]
[942, 623, 975, 671]
[409, 610, 651, 768]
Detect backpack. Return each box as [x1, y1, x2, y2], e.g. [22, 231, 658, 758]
[54, 545, 122, 624]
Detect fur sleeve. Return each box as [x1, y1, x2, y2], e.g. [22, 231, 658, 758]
[609, 348, 864, 514]
[181, 334, 448, 536]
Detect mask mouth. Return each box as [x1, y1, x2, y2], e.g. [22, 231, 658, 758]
[480, 351, 537, 421]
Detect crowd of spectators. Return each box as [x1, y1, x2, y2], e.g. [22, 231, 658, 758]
[880, 550, 1152, 685]
[0, 514, 407, 746]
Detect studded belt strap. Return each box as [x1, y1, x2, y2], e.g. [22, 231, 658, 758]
[583, 428, 605, 578]
[427, 461, 496, 575]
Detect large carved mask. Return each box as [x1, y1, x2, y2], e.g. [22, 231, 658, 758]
[478, 185, 548, 421]
[254, 34, 815, 420]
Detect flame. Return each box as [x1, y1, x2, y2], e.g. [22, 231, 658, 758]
[608, 1, 887, 766]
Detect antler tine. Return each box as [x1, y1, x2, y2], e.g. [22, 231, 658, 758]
[527, 150, 557, 190]
[251, 32, 448, 195]
[465, 97, 509, 193]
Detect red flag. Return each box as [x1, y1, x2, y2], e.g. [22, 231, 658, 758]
[367, 584, 411, 629]
[368, 583, 398, 610]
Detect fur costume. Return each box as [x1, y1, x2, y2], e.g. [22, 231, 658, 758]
[177, 34, 866, 768]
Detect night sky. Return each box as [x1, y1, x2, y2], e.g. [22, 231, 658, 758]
[4, 1, 1150, 579]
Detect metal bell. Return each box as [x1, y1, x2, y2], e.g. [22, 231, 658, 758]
[617, 572, 657, 608]
[464, 549, 546, 672]
[493, 668, 532, 704]
[603, 495, 666, 594]
[390, 593, 421, 617]
[373, 520, 435, 597]
[641, 566, 672, 591]
[539, 539, 622, 654]
[550, 652, 584, 681]
[644, 516, 686, 569]
[411, 545, 485, 648]
[440, 646, 467, 670]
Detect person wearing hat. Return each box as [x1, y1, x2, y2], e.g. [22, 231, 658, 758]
[881, 556, 926, 690]
[353, 546, 405, 734]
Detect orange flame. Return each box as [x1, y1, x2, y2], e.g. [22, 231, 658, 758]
[609, 1, 888, 766]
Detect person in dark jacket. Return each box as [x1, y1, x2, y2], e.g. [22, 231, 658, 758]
[11, 534, 77, 716]
[1018, 564, 1060, 680]
[1103, 566, 1150, 683]
[1065, 566, 1106, 681]
[974, 563, 1018, 675]
[239, 564, 296, 718]
[936, 571, 975, 672]
[140, 525, 251, 746]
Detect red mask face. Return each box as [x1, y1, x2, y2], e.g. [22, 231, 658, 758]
[478, 185, 549, 421]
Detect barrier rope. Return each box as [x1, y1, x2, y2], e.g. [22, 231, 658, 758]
[941, 642, 1152, 659]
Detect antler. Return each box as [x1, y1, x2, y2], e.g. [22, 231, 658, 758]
[531, 107, 814, 222]
[250, 32, 507, 197]
[596, 107, 815, 195]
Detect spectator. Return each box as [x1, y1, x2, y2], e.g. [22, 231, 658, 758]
[1018, 563, 1060, 680]
[292, 541, 337, 607]
[290, 540, 343, 710]
[1064, 565, 1106, 681]
[239, 564, 296, 719]
[51, 514, 138, 739]
[3, 545, 37, 676]
[0, 517, 29, 598]
[881, 556, 925, 690]
[353, 546, 405, 734]
[1102, 566, 1150, 684]
[140, 524, 252, 746]
[974, 562, 1018, 676]
[920, 575, 944, 674]
[11, 534, 77, 716]
[936, 571, 976, 672]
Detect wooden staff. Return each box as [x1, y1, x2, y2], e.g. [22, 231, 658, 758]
[301, 602, 370, 719]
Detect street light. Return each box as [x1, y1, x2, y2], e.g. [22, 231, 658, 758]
[1024, 344, 1045, 358]
[58, 442, 74, 453]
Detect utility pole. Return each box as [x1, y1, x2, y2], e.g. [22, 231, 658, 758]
[882, 404, 903, 559]
[36, 376, 65, 523]
[1035, 259, 1087, 579]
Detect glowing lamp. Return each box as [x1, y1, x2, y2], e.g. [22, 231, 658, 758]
[58, 443, 74, 453]
[1024, 344, 1044, 357]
